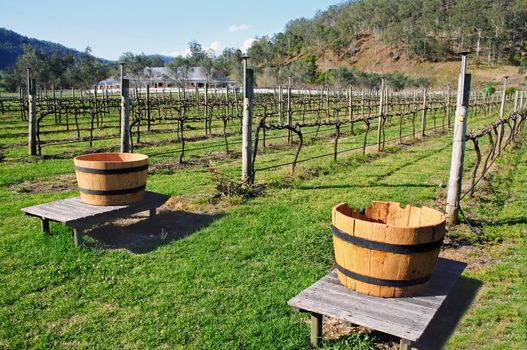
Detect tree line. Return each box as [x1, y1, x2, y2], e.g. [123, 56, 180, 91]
[248, 0, 527, 77]
[0, 41, 246, 93]
[0, 40, 430, 93]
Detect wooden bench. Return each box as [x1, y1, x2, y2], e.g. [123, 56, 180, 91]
[21, 191, 170, 246]
[288, 258, 466, 349]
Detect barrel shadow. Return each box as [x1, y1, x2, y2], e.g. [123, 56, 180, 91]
[417, 276, 482, 349]
[85, 209, 222, 254]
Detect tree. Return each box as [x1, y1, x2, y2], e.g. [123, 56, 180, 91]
[119, 52, 162, 87]
[166, 56, 193, 87]
[66, 47, 112, 91]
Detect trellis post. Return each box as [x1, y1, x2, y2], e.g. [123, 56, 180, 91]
[27, 68, 37, 156]
[241, 55, 254, 184]
[146, 84, 151, 131]
[445, 53, 471, 226]
[421, 87, 428, 138]
[446, 84, 451, 128]
[278, 85, 283, 123]
[287, 76, 292, 143]
[377, 78, 385, 152]
[498, 76, 508, 119]
[496, 76, 508, 152]
[204, 75, 209, 135]
[348, 85, 353, 124]
[120, 63, 130, 153]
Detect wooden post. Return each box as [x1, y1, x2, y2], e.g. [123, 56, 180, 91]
[496, 77, 508, 153]
[73, 228, 83, 247]
[204, 77, 209, 135]
[146, 84, 151, 131]
[421, 87, 427, 138]
[27, 68, 37, 156]
[278, 85, 283, 124]
[445, 54, 471, 227]
[348, 85, 353, 124]
[120, 64, 130, 153]
[513, 90, 518, 113]
[310, 313, 323, 347]
[400, 338, 413, 350]
[498, 76, 508, 119]
[41, 219, 50, 234]
[446, 84, 451, 128]
[360, 89, 365, 116]
[241, 56, 254, 184]
[377, 78, 385, 152]
[287, 77, 292, 143]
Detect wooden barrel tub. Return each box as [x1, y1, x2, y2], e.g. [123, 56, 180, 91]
[73, 153, 148, 206]
[332, 201, 446, 298]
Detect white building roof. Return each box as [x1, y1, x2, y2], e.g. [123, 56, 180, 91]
[98, 66, 234, 86]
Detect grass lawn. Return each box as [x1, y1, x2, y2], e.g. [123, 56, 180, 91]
[1, 106, 525, 349]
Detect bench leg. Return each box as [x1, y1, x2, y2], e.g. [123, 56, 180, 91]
[73, 228, 84, 247]
[149, 208, 157, 220]
[41, 219, 50, 234]
[310, 312, 323, 348]
[400, 338, 413, 350]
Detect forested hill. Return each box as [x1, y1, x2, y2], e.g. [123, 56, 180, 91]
[248, 0, 527, 78]
[0, 28, 90, 69]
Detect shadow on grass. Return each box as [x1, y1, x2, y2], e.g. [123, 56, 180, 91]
[85, 209, 222, 254]
[320, 275, 482, 350]
[417, 276, 482, 349]
[464, 216, 527, 228]
[296, 183, 438, 191]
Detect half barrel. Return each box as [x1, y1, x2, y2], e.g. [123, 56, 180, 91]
[73, 153, 148, 206]
[332, 201, 445, 297]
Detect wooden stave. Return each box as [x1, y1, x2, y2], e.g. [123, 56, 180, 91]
[73, 153, 149, 206]
[331, 201, 446, 298]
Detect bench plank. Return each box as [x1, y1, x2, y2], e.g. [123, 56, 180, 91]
[22, 191, 169, 225]
[21, 191, 170, 246]
[288, 258, 466, 342]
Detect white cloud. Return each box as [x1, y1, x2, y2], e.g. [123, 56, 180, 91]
[229, 24, 250, 33]
[241, 38, 256, 52]
[162, 49, 190, 57]
[205, 41, 224, 55]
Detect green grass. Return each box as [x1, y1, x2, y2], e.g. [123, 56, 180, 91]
[1, 103, 525, 349]
[445, 140, 527, 349]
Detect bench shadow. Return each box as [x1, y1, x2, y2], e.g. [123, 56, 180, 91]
[85, 209, 222, 254]
[417, 276, 482, 349]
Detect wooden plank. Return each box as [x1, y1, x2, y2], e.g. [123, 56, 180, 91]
[322, 275, 440, 312]
[66, 193, 169, 228]
[288, 258, 466, 342]
[290, 293, 422, 341]
[298, 284, 430, 328]
[22, 192, 169, 225]
[23, 206, 72, 223]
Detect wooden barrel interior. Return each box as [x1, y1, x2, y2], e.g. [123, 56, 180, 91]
[332, 201, 446, 298]
[73, 153, 149, 206]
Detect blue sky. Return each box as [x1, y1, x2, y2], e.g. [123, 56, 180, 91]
[1, 0, 340, 60]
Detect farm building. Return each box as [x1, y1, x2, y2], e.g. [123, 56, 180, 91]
[97, 67, 235, 90]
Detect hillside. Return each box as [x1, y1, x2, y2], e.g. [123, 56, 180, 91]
[0, 28, 95, 69]
[247, 0, 527, 88]
[316, 33, 524, 88]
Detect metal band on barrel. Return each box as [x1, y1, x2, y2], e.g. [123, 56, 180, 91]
[331, 225, 442, 254]
[78, 185, 146, 195]
[336, 263, 431, 287]
[74, 164, 148, 175]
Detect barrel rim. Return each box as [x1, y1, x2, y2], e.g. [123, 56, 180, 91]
[74, 152, 148, 164]
[333, 201, 446, 229]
